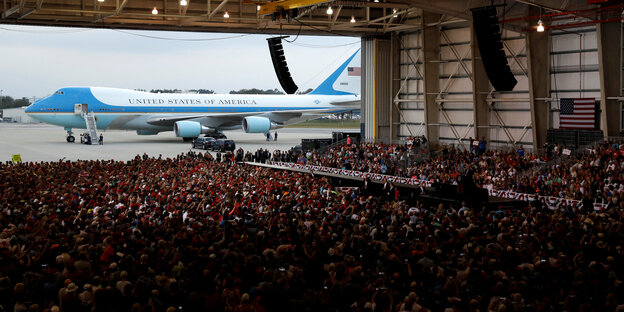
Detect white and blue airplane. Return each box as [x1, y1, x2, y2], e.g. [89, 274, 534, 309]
[25, 49, 360, 142]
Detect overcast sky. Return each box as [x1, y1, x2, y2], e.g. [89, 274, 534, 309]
[0, 25, 360, 99]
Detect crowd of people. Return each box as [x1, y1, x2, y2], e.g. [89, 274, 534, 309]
[1, 145, 624, 312]
[266, 138, 624, 206]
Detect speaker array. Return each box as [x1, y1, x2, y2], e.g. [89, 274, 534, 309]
[471, 6, 518, 92]
[267, 37, 299, 94]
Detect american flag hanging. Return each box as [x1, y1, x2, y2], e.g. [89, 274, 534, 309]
[347, 67, 361, 76]
[559, 98, 596, 129]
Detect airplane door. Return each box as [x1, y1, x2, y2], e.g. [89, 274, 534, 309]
[74, 104, 88, 115]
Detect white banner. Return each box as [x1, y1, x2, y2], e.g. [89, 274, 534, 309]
[269, 161, 609, 211]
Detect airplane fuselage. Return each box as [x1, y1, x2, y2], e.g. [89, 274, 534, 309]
[26, 87, 360, 132]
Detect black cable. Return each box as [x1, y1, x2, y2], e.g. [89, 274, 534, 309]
[284, 23, 302, 42]
[293, 17, 360, 37]
[111, 28, 251, 41]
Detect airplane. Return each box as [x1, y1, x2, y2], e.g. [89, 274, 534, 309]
[25, 49, 361, 143]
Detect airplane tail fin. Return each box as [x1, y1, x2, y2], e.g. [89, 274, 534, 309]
[309, 49, 361, 96]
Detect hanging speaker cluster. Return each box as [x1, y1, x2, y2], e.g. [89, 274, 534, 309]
[471, 6, 517, 92]
[267, 37, 299, 94]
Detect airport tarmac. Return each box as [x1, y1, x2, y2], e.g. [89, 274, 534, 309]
[0, 123, 340, 162]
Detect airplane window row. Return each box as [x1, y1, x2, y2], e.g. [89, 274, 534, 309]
[97, 108, 125, 112]
[92, 108, 270, 113]
[54, 91, 65, 95]
[42, 108, 60, 111]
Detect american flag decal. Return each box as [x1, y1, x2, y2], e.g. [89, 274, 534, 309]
[559, 98, 596, 129]
[347, 67, 361, 76]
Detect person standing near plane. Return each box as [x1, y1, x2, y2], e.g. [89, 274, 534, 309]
[99, 134, 103, 145]
[275, 132, 278, 141]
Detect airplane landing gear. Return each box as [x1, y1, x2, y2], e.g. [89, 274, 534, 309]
[65, 128, 75, 143]
[182, 137, 197, 142]
[206, 131, 227, 139]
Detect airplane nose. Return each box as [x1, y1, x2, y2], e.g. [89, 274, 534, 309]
[26, 98, 43, 113]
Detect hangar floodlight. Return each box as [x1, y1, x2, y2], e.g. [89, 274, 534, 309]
[152, 7, 158, 14]
[326, 6, 333, 15]
[180, 0, 188, 5]
[97, 0, 104, 2]
[224, 10, 230, 18]
[350, 16, 355, 23]
[537, 19, 544, 32]
[392, 8, 397, 18]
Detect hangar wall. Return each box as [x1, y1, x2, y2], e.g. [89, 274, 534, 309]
[361, 11, 623, 150]
[392, 18, 532, 150]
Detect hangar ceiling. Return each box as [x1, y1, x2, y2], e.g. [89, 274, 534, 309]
[0, 0, 618, 35]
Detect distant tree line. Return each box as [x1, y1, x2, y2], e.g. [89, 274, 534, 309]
[135, 88, 315, 95]
[144, 89, 216, 94]
[0, 96, 31, 109]
[229, 88, 284, 95]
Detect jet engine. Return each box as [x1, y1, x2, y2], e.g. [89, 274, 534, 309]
[174, 121, 212, 137]
[242, 116, 281, 133]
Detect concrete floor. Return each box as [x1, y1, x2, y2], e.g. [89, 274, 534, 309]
[0, 123, 335, 162]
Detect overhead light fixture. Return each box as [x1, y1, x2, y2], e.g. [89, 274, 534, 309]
[374, 0, 378, 2]
[223, 10, 229, 18]
[97, 0, 104, 2]
[537, 19, 544, 32]
[392, 8, 398, 18]
[180, 0, 187, 6]
[257, 4, 261, 11]
[151, 7, 158, 14]
[326, 6, 333, 15]
[350, 16, 355, 23]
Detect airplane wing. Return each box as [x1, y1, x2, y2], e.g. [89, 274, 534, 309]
[145, 110, 312, 129]
[329, 99, 360, 106]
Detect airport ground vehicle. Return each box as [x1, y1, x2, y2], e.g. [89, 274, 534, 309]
[212, 139, 235, 151]
[192, 137, 216, 150]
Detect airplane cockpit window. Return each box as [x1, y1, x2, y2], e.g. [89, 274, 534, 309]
[55, 91, 65, 95]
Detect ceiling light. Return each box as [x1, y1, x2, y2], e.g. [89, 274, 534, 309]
[180, 0, 187, 6]
[223, 10, 229, 18]
[257, 4, 261, 11]
[392, 8, 398, 18]
[151, 7, 158, 14]
[374, 0, 378, 2]
[537, 19, 544, 32]
[327, 6, 333, 15]
[97, 0, 104, 2]
[350, 16, 355, 23]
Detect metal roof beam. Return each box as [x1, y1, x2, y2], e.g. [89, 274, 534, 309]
[1, 4, 20, 18]
[208, 0, 229, 18]
[116, 0, 129, 15]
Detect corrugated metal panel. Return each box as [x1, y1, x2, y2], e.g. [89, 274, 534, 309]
[362, 37, 376, 139]
[550, 26, 601, 129]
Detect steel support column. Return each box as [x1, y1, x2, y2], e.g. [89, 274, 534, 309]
[470, 24, 490, 142]
[374, 37, 392, 142]
[390, 33, 401, 142]
[526, 14, 550, 149]
[421, 11, 441, 146]
[361, 37, 375, 139]
[597, 20, 622, 136]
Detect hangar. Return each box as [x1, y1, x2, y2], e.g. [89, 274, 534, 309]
[1, 0, 622, 150]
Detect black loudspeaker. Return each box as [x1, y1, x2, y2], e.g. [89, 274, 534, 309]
[471, 6, 517, 92]
[267, 37, 299, 94]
